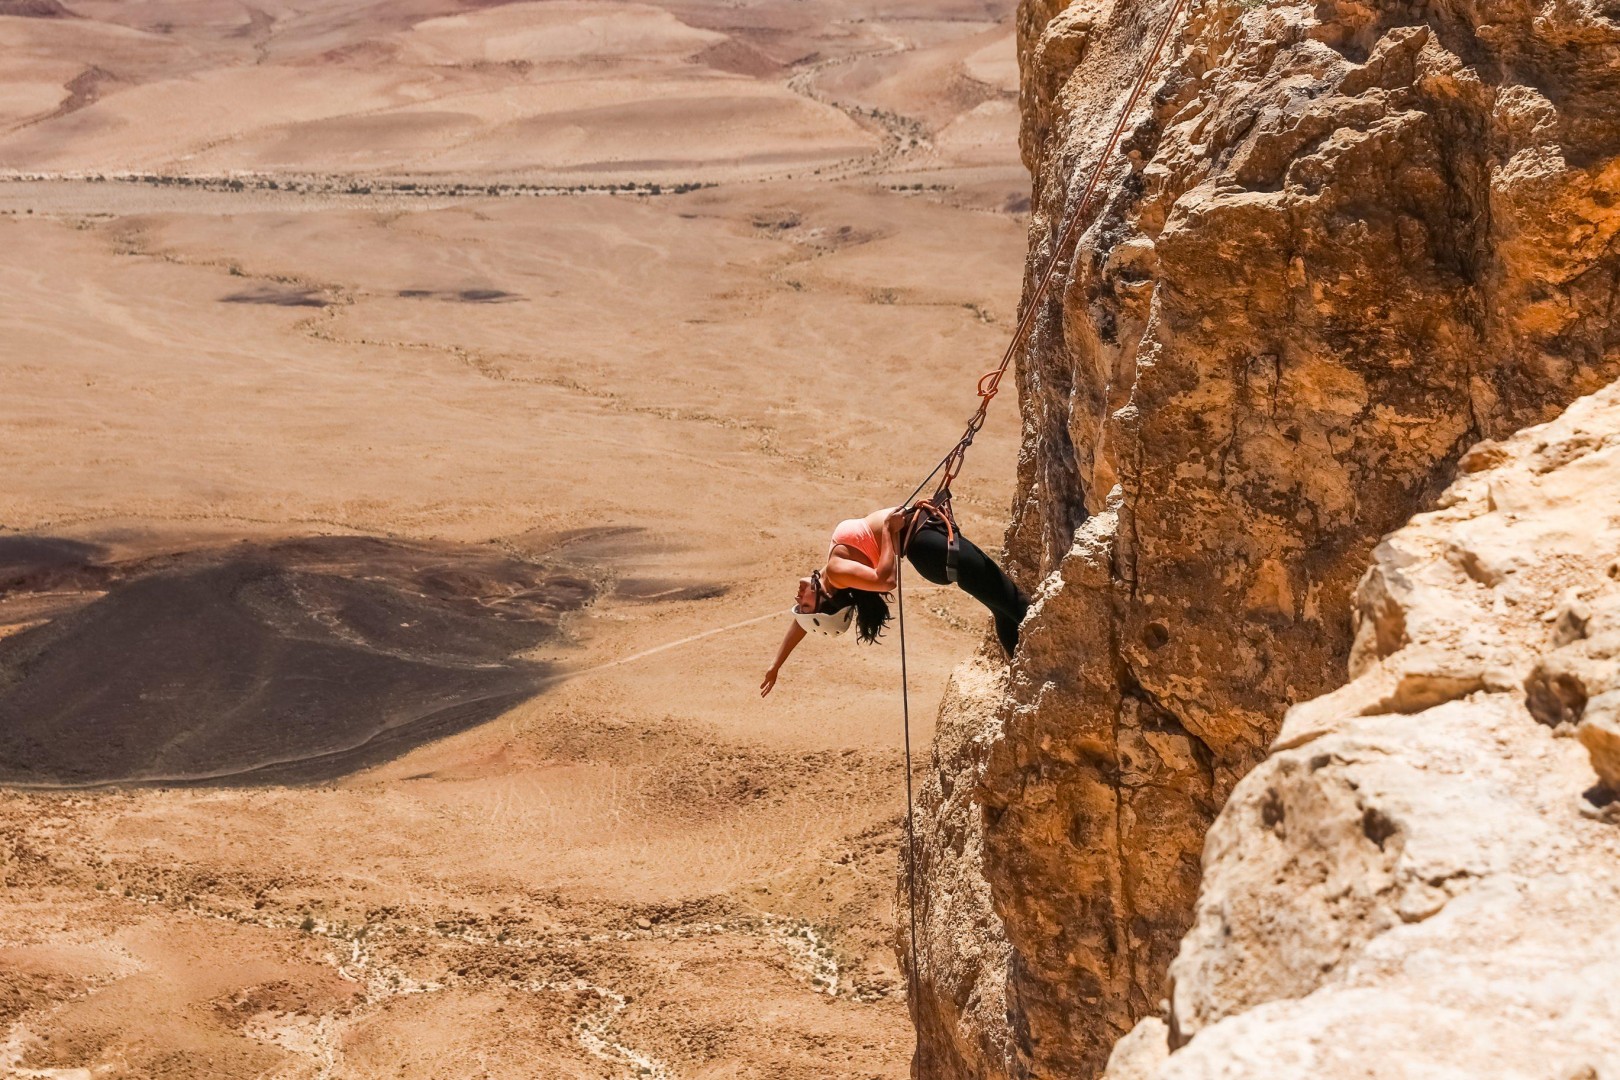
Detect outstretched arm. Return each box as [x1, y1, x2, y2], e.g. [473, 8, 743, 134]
[825, 509, 908, 592]
[762, 620, 808, 697]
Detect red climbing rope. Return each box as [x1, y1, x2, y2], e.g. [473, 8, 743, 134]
[903, 0, 1191, 514]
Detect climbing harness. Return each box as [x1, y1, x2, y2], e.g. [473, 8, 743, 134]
[902, 498, 960, 583]
[892, 0, 1190, 1000]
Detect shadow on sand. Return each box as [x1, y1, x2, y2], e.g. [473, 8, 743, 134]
[0, 535, 597, 787]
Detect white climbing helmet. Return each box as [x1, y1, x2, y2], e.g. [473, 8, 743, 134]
[795, 570, 855, 637]
[795, 602, 855, 637]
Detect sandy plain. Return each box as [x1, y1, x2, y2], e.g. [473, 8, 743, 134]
[0, 0, 1026, 1076]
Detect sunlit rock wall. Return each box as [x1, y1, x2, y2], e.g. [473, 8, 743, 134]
[1104, 379, 1620, 1078]
[905, 0, 1620, 1074]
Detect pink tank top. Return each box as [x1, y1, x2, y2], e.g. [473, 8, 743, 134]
[829, 517, 881, 564]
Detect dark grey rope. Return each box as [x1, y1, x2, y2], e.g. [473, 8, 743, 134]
[896, 558, 922, 1005]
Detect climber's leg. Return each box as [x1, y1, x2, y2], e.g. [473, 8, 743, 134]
[903, 524, 952, 586]
[906, 526, 1029, 654]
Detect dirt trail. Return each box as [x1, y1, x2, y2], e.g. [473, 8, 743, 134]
[786, 30, 930, 176]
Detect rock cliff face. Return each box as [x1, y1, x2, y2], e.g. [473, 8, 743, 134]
[1105, 378, 1620, 1079]
[906, 0, 1620, 1075]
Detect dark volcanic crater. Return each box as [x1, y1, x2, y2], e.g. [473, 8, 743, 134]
[0, 535, 597, 786]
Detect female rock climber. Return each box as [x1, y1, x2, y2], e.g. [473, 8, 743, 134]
[759, 504, 1029, 697]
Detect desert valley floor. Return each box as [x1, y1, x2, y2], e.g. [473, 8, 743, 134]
[0, 0, 1028, 1075]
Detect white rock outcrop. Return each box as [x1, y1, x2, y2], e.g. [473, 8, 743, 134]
[1106, 380, 1620, 1078]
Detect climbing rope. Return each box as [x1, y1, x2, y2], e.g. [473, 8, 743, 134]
[901, 0, 1192, 517]
[893, 0, 1190, 1001]
[896, 558, 922, 1007]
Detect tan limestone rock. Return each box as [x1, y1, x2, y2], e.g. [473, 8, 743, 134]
[1103, 1017, 1169, 1080]
[908, 0, 1620, 1074]
[1579, 694, 1620, 792]
[1102, 378, 1620, 1077]
[904, 658, 1018, 1080]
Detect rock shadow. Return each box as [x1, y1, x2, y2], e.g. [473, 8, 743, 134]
[396, 288, 523, 303]
[0, 535, 596, 787]
[0, 0, 76, 17]
[221, 286, 330, 308]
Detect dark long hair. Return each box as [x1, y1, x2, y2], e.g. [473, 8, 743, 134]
[823, 587, 891, 644]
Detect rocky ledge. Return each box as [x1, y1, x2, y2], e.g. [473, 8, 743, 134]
[1109, 378, 1620, 1078]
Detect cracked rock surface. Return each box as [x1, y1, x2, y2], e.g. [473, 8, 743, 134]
[906, 0, 1620, 1075]
[1106, 376, 1620, 1078]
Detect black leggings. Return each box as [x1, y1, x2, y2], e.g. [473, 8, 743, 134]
[905, 524, 1029, 655]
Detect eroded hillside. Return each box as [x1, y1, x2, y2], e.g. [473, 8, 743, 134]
[907, 0, 1620, 1075]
